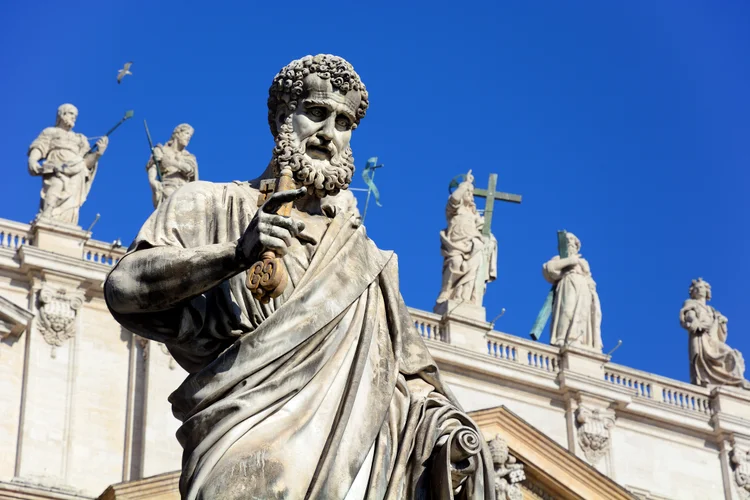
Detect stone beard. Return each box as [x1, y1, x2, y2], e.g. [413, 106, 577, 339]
[271, 119, 355, 198]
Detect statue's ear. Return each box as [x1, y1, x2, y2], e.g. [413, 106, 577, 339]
[275, 105, 291, 132]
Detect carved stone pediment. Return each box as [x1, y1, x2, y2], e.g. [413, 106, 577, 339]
[0, 296, 33, 340]
[37, 287, 84, 357]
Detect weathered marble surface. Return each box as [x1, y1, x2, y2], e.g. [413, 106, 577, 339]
[542, 232, 602, 351]
[680, 278, 749, 389]
[146, 124, 198, 208]
[435, 171, 497, 309]
[27, 104, 108, 225]
[105, 54, 495, 499]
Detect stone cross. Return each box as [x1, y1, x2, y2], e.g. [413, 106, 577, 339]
[472, 173, 522, 305]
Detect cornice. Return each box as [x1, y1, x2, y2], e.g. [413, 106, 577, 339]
[18, 246, 110, 285]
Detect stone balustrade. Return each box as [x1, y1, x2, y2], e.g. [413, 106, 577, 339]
[605, 363, 712, 415]
[409, 307, 447, 343]
[82, 239, 127, 266]
[0, 217, 127, 267]
[487, 330, 560, 373]
[0, 219, 32, 249]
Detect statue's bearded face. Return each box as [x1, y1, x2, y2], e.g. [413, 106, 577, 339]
[175, 128, 193, 148]
[57, 106, 78, 130]
[273, 94, 356, 198]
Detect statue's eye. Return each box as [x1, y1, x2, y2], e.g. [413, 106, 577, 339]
[335, 115, 351, 130]
[308, 107, 326, 119]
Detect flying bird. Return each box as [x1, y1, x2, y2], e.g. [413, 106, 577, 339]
[117, 61, 133, 84]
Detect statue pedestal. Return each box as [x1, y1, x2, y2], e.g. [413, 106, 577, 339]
[433, 300, 486, 322]
[434, 300, 489, 353]
[559, 344, 609, 379]
[29, 218, 90, 259]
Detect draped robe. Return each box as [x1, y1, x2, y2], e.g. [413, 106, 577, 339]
[542, 256, 602, 350]
[28, 126, 98, 225]
[106, 180, 494, 500]
[679, 299, 747, 387]
[436, 183, 496, 306]
[147, 144, 199, 207]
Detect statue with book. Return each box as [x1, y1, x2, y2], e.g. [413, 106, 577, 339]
[105, 54, 496, 499]
[531, 231, 602, 351]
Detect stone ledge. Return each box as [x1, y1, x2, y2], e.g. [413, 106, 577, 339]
[19, 245, 110, 285]
[0, 480, 91, 500]
[428, 340, 560, 391]
[97, 471, 179, 500]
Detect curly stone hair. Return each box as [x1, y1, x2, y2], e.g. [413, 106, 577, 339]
[267, 54, 369, 137]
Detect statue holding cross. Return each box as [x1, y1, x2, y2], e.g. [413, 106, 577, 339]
[435, 170, 521, 319]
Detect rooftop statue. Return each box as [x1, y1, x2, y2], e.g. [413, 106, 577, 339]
[146, 123, 198, 208]
[680, 278, 749, 389]
[27, 104, 109, 225]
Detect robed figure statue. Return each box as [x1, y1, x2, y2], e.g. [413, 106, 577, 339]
[27, 104, 108, 225]
[435, 171, 497, 308]
[542, 232, 602, 351]
[146, 123, 198, 208]
[105, 55, 495, 500]
[679, 278, 749, 389]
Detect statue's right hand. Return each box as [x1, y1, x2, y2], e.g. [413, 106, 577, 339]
[153, 148, 163, 162]
[236, 187, 307, 265]
[28, 160, 42, 175]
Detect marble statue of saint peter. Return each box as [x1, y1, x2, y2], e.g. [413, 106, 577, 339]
[105, 55, 495, 500]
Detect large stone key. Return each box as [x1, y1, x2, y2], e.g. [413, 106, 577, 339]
[246, 168, 295, 304]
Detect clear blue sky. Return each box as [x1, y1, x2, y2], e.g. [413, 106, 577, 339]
[2, 1, 748, 383]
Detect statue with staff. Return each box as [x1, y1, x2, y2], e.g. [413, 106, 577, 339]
[27, 104, 132, 225]
[144, 122, 198, 208]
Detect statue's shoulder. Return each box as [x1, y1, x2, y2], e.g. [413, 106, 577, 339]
[680, 298, 700, 311]
[169, 180, 260, 210]
[35, 127, 59, 139]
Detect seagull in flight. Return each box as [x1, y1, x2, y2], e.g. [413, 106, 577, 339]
[117, 61, 133, 84]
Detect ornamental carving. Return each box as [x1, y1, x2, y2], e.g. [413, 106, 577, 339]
[731, 444, 750, 499]
[576, 405, 615, 465]
[37, 287, 84, 358]
[489, 435, 525, 500]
